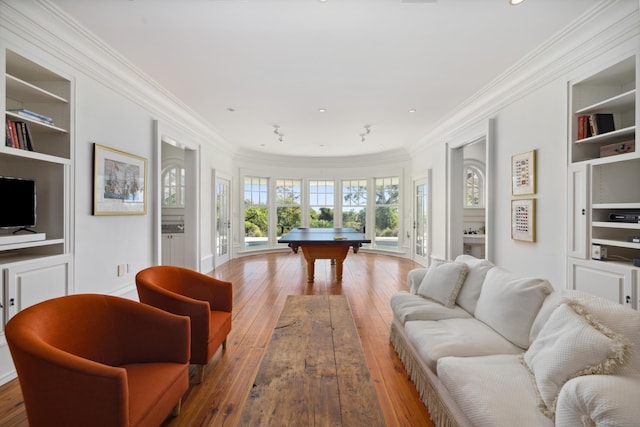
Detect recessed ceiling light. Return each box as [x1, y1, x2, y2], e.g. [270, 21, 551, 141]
[408, 108, 416, 113]
[318, 108, 326, 113]
[509, 0, 526, 5]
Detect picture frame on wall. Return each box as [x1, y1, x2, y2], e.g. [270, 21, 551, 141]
[511, 198, 536, 242]
[93, 143, 147, 215]
[511, 149, 536, 196]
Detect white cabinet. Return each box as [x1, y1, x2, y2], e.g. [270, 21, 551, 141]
[162, 233, 185, 267]
[3, 254, 72, 326]
[0, 48, 73, 385]
[568, 258, 637, 309]
[567, 54, 639, 307]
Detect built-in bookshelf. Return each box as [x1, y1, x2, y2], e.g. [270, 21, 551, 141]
[571, 56, 636, 164]
[568, 54, 639, 308]
[2, 48, 72, 259]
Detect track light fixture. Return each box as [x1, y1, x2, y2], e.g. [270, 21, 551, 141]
[360, 125, 371, 143]
[273, 124, 284, 142]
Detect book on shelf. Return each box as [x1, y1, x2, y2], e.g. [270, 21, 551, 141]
[7, 108, 54, 126]
[589, 113, 615, 136]
[5, 119, 35, 152]
[6, 119, 18, 148]
[19, 121, 36, 151]
[5, 119, 12, 147]
[576, 113, 615, 141]
[577, 115, 591, 140]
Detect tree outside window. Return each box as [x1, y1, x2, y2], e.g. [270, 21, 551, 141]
[309, 179, 334, 228]
[244, 176, 269, 248]
[342, 179, 367, 233]
[374, 176, 399, 247]
[276, 179, 301, 237]
[464, 162, 484, 208]
[162, 165, 185, 207]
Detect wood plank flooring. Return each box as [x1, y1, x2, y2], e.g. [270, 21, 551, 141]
[0, 251, 433, 427]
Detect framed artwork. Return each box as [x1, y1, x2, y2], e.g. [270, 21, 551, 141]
[511, 199, 536, 242]
[511, 149, 536, 196]
[93, 143, 147, 215]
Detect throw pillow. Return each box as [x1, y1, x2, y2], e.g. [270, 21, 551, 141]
[474, 266, 552, 349]
[522, 302, 628, 420]
[417, 260, 469, 308]
[454, 255, 494, 314]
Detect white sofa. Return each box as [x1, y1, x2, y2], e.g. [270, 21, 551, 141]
[389, 255, 640, 427]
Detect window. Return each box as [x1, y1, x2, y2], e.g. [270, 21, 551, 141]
[342, 179, 367, 233]
[244, 176, 269, 248]
[374, 176, 399, 247]
[161, 164, 185, 207]
[309, 179, 335, 228]
[464, 161, 485, 208]
[276, 179, 302, 237]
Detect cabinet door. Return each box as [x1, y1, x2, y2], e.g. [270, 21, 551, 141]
[161, 234, 172, 265]
[568, 258, 636, 309]
[4, 254, 72, 324]
[568, 164, 590, 259]
[161, 234, 185, 267]
[171, 234, 185, 267]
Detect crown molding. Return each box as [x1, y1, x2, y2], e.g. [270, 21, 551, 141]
[407, 0, 639, 154]
[1, 0, 235, 154]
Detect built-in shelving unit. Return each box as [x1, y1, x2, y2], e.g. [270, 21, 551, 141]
[571, 56, 636, 164]
[2, 49, 71, 260]
[0, 48, 73, 345]
[568, 54, 639, 308]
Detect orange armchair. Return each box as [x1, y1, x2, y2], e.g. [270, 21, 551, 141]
[135, 266, 232, 381]
[5, 294, 190, 427]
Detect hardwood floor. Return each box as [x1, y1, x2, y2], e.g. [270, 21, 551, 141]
[0, 251, 433, 427]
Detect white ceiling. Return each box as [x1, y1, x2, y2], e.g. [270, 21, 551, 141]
[49, 0, 601, 158]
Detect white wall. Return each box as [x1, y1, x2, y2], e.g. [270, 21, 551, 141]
[0, 0, 637, 294]
[0, 0, 235, 300]
[73, 77, 156, 296]
[410, 1, 639, 289]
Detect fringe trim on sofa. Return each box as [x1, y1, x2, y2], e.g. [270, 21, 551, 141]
[390, 322, 460, 427]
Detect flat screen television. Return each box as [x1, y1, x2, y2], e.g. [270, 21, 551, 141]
[0, 176, 36, 231]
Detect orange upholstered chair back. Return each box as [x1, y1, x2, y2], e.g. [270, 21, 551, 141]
[136, 266, 232, 366]
[5, 294, 190, 427]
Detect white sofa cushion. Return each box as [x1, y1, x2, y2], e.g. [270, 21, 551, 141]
[523, 302, 628, 419]
[390, 291, 471, 324]
[405, 318, 523, 371]
[474, 266, 552, 349]
[437, 354, 553, 427]
[417, 260, 469, 307]
[454, 255, 494, 314]
[556, 374, 640, 427]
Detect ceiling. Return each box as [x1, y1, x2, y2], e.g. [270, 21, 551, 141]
[49, 0, 601, 158]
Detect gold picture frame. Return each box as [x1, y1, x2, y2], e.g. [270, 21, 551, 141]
[93, 143, 147, 215]
[511, 149, 536, 196]
[511, 198, 536, 242]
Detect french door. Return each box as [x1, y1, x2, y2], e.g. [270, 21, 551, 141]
[214, 174, 231, 267]
[414, 173, 431, 265]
